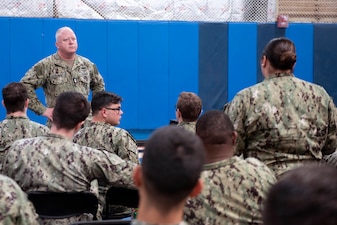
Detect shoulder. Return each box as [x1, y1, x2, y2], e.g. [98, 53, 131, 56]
[76, 55, 94, 65]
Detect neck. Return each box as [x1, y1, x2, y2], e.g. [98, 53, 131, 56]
[58, 51, 76, 60]
[50, 125, 77, 139]
[204, 144, 234, 164]
[7, 111, 26, 117]
[137, 195, 185, 224]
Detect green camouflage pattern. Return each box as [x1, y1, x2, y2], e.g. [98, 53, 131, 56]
[20, 53, 105, 115]
[0, 174, 39, 225]
[184, 156, 276, 225]
[0, 116, 49, 171]
[2, 133, 136, 225]
[73, 121, 139, 218]
[224, 73, 337, 177]
[177, 121, 196, 134]
[73, 122, 139, 163]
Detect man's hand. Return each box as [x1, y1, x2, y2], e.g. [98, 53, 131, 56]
[42, 108, 54, 121]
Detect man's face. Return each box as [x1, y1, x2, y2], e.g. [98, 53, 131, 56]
[104, 103, 123, 126]
[56, 29, 78, 55]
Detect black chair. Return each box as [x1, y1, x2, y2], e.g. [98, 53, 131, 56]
[105, 186, 139, 219]
[69, 219, 132, 225]
[27, 191, 98, 219]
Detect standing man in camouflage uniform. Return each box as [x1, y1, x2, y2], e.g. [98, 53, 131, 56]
[224, 37, 337, 178]
[0, 82, 49, 171]
[184, 110, 276, 225]
[73, 90, 138, 219]
[20, 26, 105, 125]
[2, 91, 136, 225]
[0, 174, 39, 225]
[175, 91, 202, 133]
[132, 126, 205, 225]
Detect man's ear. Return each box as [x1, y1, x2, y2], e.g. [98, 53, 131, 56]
[133, 165, 143, 188]
[232, 131, 238, 145]
[189, 178, 203, 198]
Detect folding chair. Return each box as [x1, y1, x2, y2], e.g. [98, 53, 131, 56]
[69, 219, 132, 225]
[27, 191, 98, 219]
[105, 186, 139, 219]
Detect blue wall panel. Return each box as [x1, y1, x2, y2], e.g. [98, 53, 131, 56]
[107, 21, 139, 129]
[286, 23, 314, 82]
[10, 18, 46, 124]
[0, 18, 10, 121]
[77, 20, 108, 91]
[168, 22, 199, 121]
[198, 23, 228, 111]
[313, 24, 337, 103]
[138, 22, 169, 129]
[228, 23, 257, 101]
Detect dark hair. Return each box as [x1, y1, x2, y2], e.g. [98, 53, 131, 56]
[263, 164, 337, 225]
[176, 92, 202, 122]
[91, 91, 122, 115]
[52, 91, 90, 129]
[196, 110, 234, 145]
[263, 37, 296, 71]
[142, 126, 205, 209]
[2, 82, 28, 114]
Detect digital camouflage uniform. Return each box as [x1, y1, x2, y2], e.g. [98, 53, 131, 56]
[177, 121, 196, 133]
[224, 73, 337, 177]
[184, 156, 276, 225]
[131, 220, 188, 225]
[0, 116, 49, 171]
[73, 121, 139, 218]
[2, 133, 136, 225]
[0, 174, 39, 225]
[20, 53, 105, 115]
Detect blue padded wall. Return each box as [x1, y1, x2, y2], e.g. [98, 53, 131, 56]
[106, 21, 139, 129]
[167, 22, 199, 121]
[286, 23, 314, 82]
[228, 23, 257, 101]
[198, 23, 228, 111]
[313, 24, 337, 104]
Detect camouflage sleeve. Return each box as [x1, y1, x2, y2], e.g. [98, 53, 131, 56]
[322, 100, 337, 155]
[115, 130, 139, 164]
[20, 61, 48, 115]
[90, 64, 105, 94]
[224, 91, 249, 156]
[90, 149, 136, 189]
[0, 175, 39, 225]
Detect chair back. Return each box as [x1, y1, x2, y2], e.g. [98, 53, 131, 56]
[106, 186, 139, 208]
[27, 191, 98, 219]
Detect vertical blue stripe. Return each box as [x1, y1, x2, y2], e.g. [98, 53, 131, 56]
[228, 23, 257, 101]
[198, 23, 228, 111]
[286, 23, 313, 82]
[168, 22, 199, 121]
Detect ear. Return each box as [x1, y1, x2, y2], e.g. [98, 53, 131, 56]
[1, 100, 5, 109]
[261, 55, 267, 67]
[232, 131, 238, 145]
[133, 165, 143, 188]
[189, 178, 203, 198]
[25, 99, 29, 108]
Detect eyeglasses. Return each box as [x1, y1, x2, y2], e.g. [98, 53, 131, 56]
[104, 107, 122, 112]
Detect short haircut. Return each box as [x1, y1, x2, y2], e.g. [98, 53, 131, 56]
[91, 91, 122, 115]
[176, 92, 202, 122]
[52, 91, 90, 129]
[196, 110, 234, 145]
[142, 126, 205, 209]
[2, 82, 28, 114]
[262, 37, 296, 71]
[263, 164, 337, 225]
